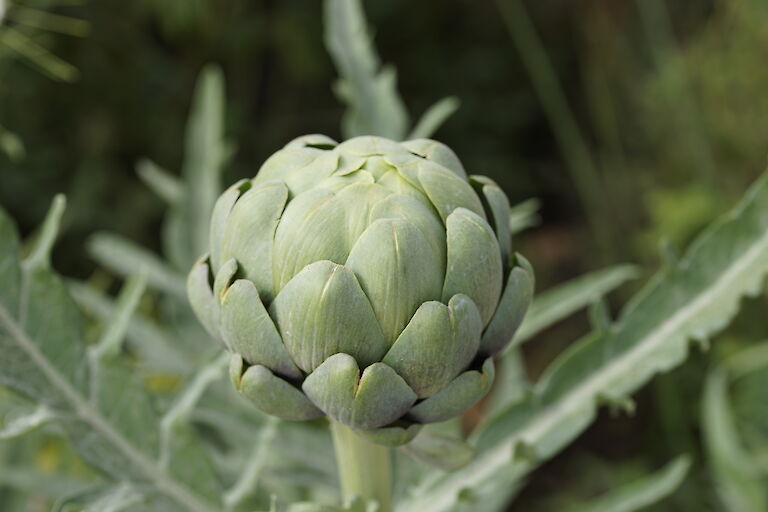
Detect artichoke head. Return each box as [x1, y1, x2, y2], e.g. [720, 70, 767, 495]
[188, 135, 534, 446]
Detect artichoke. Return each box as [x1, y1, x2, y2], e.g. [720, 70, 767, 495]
[188, 135, 534, 445]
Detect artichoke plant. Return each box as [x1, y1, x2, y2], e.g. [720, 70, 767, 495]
[188, 135, 533, 446]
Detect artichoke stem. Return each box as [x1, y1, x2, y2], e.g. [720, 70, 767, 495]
[329, 420, 392, 512]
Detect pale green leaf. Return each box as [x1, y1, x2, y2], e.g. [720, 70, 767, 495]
[90, 269, 148, 361]
[159, 353, 228, 470]
[0, 403, 55, 439]
[54, 482, 145, 512]
[506, 264, 638, 349]
[0, 201, 222, 512]
[223, 416, 280, 511]
[0, 467, 95, 497]
[508, 198, 540, 236]
[402, 430, 475, 471]
[565, 456, 691, 512]
[703, 368, 767, 512]
[181, 64, 228, 264]
[399, 171, 768, 512]
[409, 97, 460, 139]
[324, 0, 409, 139]
[136, 158, 183, 205]
[87, 232, 186, 300]
[68, 280, 189, 374]
[0, 123, 25, 162]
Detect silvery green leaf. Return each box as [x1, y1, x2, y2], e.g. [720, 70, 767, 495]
[90, 269, 148, 362]
[0, 403, 55, 439]
[408, 97, 460, 140]
[53, 482, 145, 512]
[402, 430, 475, 471]
[0, 200, 222, 512]
[269, 497, 376, 512]
[508, 198, 541, 236]
[399, 171, 768, 512]
[703, 368, 767, 512]
[0, 123, 25, 162]
[564, 456, 691, 512]
[223, 416, 280, 511]
[87, 232, 186, 300]
[136, 158, 182, 205]
[0, 196, 89, 407]
[144, 65, 229, 271]
[324, 0, 409, 139]
[182, 64, 229, 264]
[65, 361, 159, 480]
[505, 263, 638, 350]
[0, 466, 95, 498]
[68, 280, 188, 374]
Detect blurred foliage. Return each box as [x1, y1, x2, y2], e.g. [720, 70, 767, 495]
[1, 0, 768, 510]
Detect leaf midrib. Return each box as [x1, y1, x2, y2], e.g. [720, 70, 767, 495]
[402, 223, 768, 512]
[0, 304, 219, 512]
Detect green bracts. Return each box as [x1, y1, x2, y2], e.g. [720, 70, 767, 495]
[188, 135, 533, 445]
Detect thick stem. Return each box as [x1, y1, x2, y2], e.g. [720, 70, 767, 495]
[329, 420, 392, 512]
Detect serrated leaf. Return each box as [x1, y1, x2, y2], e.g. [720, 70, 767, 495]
[223, 416, 280, 511]
[324, 0, 409, 139]
[91, 269, 148, 362]
[0, 196, 89, 407]
[0, 467, 96, 497]
[0, 403, 55, 439]
[53, 482, 146, 512]
[409, 97, 460, 139]
[68, 281, 189, 374]
[508, 198, 541, 236]
[703, 368, 767, 512]
[506, 263, 638, 349]
[564, 456, 691, 512]
[0, 201, 221, 512]
[180, 64, 228, 266]
[402, 430, 475, 471]
[66, 361, 160, 481]
[137, 159, 183, 205]
[399, 171, 768, 512]
[0, 123, 25, 162]
[157, 354, 227, 501]
[87, 232, 186, 299]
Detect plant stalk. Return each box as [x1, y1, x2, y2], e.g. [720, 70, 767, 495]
[329, 420, 392, 512]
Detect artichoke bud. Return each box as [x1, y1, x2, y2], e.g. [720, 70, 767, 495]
[187, 135, 534, 446]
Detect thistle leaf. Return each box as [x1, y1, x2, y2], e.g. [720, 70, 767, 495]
[324, 0, 409, 139]
[506, 263, 638, 350]
[0, 200, 221, 512]
[409, 97, 460, 140]
[399, 171, 768, 512]
[564, 456, 691, 512]
[702, 368, 767, 512]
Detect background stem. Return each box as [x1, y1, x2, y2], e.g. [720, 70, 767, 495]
[329, 420, 392, 512]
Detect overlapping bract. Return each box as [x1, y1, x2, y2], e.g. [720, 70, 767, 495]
[188, 135, 533, 445]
